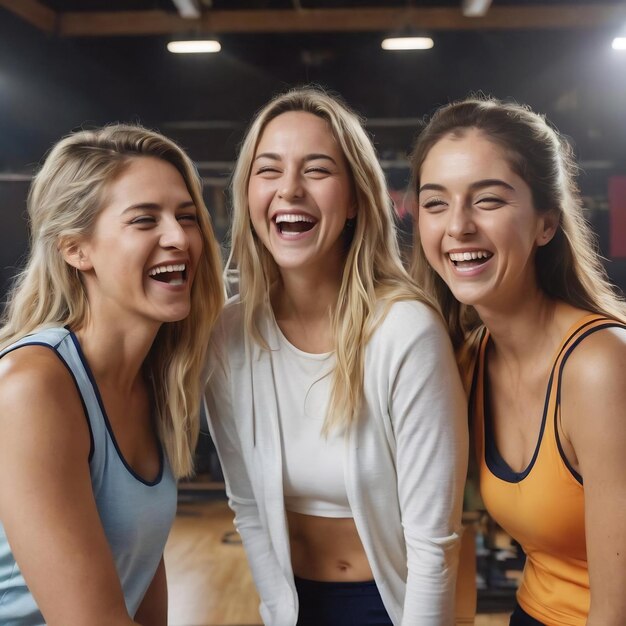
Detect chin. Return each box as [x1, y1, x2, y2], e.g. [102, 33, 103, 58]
[446, 286, 485, 308]
[159, 306, 192, 324]
[272, 255, 312, 272]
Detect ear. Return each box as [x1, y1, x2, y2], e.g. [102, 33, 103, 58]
[537, 211, 559, 247]
[59, 237, 93, 272]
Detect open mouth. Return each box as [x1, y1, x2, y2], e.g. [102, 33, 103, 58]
[148, 263, 187, 286]
[448, 250, 493, 269]
[274, 213, 317, 236]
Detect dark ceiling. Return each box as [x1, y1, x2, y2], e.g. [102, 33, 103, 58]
[1, 0, 625, 189]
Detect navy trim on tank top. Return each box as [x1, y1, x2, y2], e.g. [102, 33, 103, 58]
[483, 367, 551, 483]
[69, 330, 165, 487]
[0, 338, 96, 462]
[482, 317, 619, 484]
[553, 320, 626, 485]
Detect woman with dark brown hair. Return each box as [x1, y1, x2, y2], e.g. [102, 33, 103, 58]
[411, 97, 626, 626]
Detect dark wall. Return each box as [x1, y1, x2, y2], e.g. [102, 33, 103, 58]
[3, 10, 626, 166]
[0, 182, 30, 298]
[1, 7, 625, 299]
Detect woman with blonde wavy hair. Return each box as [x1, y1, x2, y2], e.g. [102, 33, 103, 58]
[0, 124, 224, 625]
[412, 97, 626, 625]
[205, 86, 468, 626]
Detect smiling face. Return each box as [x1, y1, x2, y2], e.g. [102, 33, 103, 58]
[72, 156, 203, 328]
[417, 129, 556, 312]
[247, 111, 355, 277]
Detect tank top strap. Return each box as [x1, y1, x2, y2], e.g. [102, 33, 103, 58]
[543, 313, 625, 482]
[551, 314, 620, 368]
[471, 314, 623, 477]
[549, 313, 625, 413]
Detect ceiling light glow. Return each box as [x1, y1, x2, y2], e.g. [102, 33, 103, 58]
[381, 37, 434, 51]
[167, 40, 221, 54]
[612, 37, 626, 50]
[462, 0, 493, 18]
[171, 0, 201, 19]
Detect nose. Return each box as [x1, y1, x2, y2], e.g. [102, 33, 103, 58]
[160, 217, 190, 251]
[278, 169, 304, 201]
[446, 201, 476, 239]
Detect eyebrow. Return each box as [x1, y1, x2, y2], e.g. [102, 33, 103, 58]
[254, 152, 337, 165]
[122, 200, 196, 214]
[418, 179, 516, 194]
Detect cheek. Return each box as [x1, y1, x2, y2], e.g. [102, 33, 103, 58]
[248, 205, 265, 237]
[247, 185, 268, 225]
[489, 216, 532, 252]
[417, 216, 443, 262]
[326, 181, 353, 216]
[247, 177, 272, 205]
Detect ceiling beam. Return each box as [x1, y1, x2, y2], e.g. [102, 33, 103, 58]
[0, 0, 56, 33]
[55, 5, 626, 37]
[3, 4, 623, 37]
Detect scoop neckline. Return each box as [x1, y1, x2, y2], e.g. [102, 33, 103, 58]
[269, 311, 334, 361]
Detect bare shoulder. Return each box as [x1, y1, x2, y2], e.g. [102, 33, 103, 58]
[0, 345, 91, 453]
[0, 344, 78, 406]
[561, 324, 626, 450]
[562, 324, 626, 391]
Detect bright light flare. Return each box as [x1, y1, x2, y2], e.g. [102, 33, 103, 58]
[381, 37, 434, 51]
[612, 37, 626, 51]
[167, 40, 221, 54]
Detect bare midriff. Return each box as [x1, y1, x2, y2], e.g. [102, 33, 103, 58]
[286, 510, 373, 582]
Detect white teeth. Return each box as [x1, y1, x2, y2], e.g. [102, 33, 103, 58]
[448, 251, 491, 262]
[148, 263, 186, 276]
[274, 214, 316, 224]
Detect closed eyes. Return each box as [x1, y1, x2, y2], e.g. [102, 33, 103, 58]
[129, 213, 198, 227]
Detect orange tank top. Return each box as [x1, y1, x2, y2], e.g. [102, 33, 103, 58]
[471, 314, 624, 626]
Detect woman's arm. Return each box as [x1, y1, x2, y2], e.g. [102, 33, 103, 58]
[0, 347, 139, 626]
[204, 325, 295, 625]
[385, 303, 469, 626]
[562, 327, 626, 626]
[134, 557, 167, 626]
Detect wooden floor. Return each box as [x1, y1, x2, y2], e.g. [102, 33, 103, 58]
[165, 498, 510, 626]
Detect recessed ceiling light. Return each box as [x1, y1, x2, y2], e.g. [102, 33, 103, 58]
[167, 40, 221, 54]
[381, 37, 434, 51]
[612, 37, 626, 51]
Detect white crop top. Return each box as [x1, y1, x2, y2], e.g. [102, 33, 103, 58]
[272, 321, 352, 518]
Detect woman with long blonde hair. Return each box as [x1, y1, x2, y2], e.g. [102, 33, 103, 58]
[205, 86, 468, 625]
[412, 97, 626, 625]
[0, 124, 224, 625]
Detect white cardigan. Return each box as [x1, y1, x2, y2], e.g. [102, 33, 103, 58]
[205, 296, 468, 626]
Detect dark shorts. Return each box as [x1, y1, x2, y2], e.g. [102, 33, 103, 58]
[510, 603, 546, 626]
[295, 576, 392, 626]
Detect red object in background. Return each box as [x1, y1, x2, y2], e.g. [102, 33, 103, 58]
[609, 176, 626, 258]
[390, 189, 416, 219]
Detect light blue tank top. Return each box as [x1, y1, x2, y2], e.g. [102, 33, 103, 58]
[0, 327, 177, 625]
